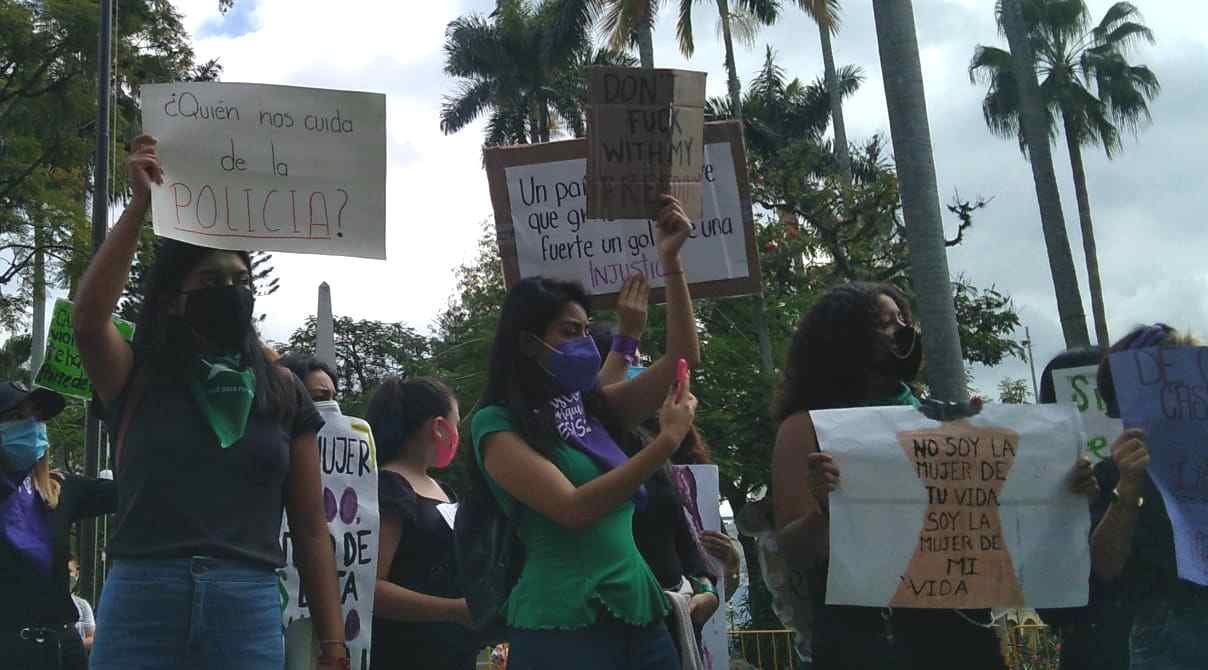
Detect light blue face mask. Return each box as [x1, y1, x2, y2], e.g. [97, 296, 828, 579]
[0, 419, 49, 472]
[625, 365, 647, 380]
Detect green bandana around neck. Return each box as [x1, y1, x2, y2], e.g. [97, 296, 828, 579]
[863, 382, 921, 408]
[189, 354, 256, 449]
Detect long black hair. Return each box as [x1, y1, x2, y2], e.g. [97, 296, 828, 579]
[367, 376, 456, 464]
[481, 276, 634, 456]
[133, 239, 290, 418]
[774, 281, 912, 420]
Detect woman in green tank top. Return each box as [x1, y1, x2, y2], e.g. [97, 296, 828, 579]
[471, 195, 700, 670]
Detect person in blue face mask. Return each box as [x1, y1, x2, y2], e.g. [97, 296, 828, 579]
[470, 194, 701, 670]
[0, 381, 115, 670]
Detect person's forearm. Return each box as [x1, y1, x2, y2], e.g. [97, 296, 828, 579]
[294, 521, 346, 651]
[374, 581, 467, 624]
[1092, 501, 1141, 580]
[660, 255, 700, 367]
[74, 198, 146, 336]
[599, 350, 630, 387]
[778, 510, 829, 568]
[559, 432, 680, 529]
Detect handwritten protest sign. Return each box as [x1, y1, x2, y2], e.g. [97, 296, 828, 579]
[1051, 364, 1123, 461]
[813, 404, 1090, 608]
[672, 464, 729, 670]
[280, 402, 379, 670]
[1109, 346, 1208, 585]
[35, 299, 134, 400]
[485, 121, 760, 306]
[586, 67, 706, 221]
[141, 82, 386, 259]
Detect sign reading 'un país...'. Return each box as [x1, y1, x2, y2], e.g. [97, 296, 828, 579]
[586, 67, 706, 221]
[141, 82, 386, 259]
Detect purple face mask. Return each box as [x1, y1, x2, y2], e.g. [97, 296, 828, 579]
[538, 335, 602, 394]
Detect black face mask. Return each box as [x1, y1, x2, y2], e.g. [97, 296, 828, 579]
[182, 285, 255, 351]
[892, 326, 924, 382]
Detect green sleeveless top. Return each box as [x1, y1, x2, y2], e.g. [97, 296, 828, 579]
[471, 405, 669, 630]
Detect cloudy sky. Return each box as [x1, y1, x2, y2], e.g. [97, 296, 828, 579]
[167, 0, 1207, 396]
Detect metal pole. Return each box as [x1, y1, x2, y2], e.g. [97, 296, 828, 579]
[1025, 326, 1039, 402]
[80, 0, 114, 606]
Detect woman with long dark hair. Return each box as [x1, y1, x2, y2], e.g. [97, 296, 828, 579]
[367, 376, 479, 670]
[770, 282, 1097, 669]
[72, 135, 347, 669]
[470, 195, 700, 670]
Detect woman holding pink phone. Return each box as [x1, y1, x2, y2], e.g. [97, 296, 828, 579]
[470, 195, 701, 669]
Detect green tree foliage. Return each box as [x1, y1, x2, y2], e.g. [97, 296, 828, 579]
[998, 377, 1032, 404]
[285, 317, 433, 398]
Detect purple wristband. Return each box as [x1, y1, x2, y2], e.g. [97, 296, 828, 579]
[611, 335, 640, 364]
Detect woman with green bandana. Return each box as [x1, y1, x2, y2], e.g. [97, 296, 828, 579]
[72, 135, 349, 670]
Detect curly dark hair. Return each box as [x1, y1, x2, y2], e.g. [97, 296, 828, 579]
[773, 281, 911, 420]
[278, 352, 339, 397]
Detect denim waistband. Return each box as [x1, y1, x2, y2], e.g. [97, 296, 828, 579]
[109, 556, 278, 582]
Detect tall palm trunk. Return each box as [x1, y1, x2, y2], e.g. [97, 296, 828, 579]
[1062, 113, 1109, 349]
[819, 24, 851, 182]
[1000, 0, 1090, 348]
[717, 0, 775, 375]
[636, 3, 655, 68]
[871, 0, 966, 402]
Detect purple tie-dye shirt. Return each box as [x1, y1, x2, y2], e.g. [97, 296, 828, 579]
[1, 469, 52, 575]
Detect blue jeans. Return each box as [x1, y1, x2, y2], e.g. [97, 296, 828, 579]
[507, 619, 679, 670]
[1130, 593, 1208, 670]
[90, 557, 283, 670]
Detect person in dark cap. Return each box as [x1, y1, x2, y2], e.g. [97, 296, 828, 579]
[0, 382, 115, 669]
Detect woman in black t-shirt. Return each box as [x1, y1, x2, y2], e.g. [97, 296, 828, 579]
[367, 376, 478, 670]
[0, 383, 114, 670]
[73, 135, 349, 670]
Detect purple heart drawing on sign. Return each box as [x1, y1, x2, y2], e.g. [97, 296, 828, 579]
[345, 609, 360, 640]
[323, 487, 337, 522]
[339, 487, 358, 524]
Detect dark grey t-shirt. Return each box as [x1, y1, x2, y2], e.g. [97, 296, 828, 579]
[105, 366, 324, 568]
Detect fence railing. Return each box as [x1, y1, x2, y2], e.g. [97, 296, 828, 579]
[478, 624, 1060, 670]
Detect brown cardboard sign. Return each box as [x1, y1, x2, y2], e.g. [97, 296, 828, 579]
[585, 67, 707, 221]
[484, 121, 761, 308]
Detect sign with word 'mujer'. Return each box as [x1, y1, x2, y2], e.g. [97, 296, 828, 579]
[280, 401, 379, 670]
[586, 67, 706, 221]
[1109, 346, 1208, 586]
[1051, 364, 1123, 461]
[671, 464, 729, 670]
[141, 82, 386, 259]
[485, 121, 760, 307]
[813, 404, 1090, 609]
[35, 299, 134, 400]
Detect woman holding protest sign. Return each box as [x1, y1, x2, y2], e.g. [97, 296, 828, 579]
[1, 383, 114, 670]
[1094, 324, 1208, 670]
[770, 282, 1099, 670]
[367, 376, 481, 670]
[72, 135, 348, 670]
[470, 194, 700, 670]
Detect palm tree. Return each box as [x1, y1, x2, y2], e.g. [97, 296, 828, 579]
[870, 0, 967, 402]
[971, 0, 1158, 349]
[441, 0, 627, 145]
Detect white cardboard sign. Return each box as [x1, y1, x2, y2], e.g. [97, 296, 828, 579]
[672, 464, 730, 670]
[280, 402, 379, 670]
[141, 82, 386, 259]
[812, 404, 1090, 609]
[1050, 364, 1123, 461]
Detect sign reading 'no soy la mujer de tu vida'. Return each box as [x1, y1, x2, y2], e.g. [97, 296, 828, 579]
[586, 67, 707, 222]
[141, 82, 387, 259]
